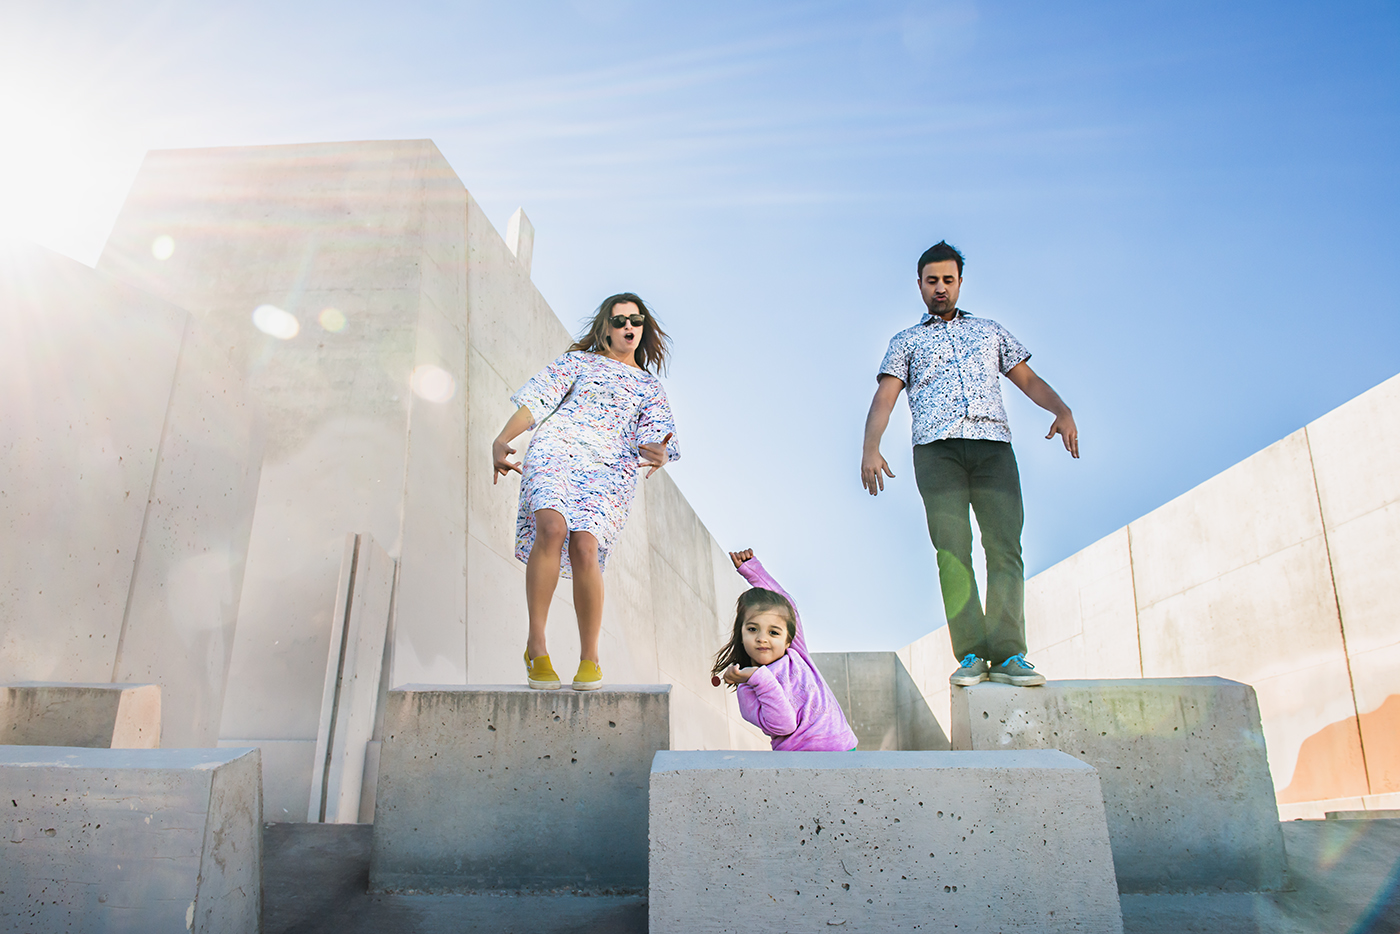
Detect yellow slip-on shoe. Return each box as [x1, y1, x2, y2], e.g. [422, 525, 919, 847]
[572, 659, 603, 691]
[525, 651, 562, 690]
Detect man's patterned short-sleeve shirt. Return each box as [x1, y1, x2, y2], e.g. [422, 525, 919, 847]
[879, 310, 1030, 445]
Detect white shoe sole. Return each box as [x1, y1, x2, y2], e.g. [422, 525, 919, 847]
[527, 678, 563, 690]
[571, 681, 603, 691]
[988, 673, 1046, 687]
[949, 673, 989, 687]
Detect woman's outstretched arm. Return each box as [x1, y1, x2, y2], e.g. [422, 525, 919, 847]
[492, 405, 534, 483]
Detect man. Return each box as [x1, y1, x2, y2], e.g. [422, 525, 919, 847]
[861, 241, 1078, 687]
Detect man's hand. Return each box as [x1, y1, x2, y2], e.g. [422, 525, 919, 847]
[861, 375, 904, 495]
[861, 450, 895, 495]
[1006, 362, 1079, 460]
[1045, 411, 1079, 459]
[722, 664, 757, 685]
[492, 438, 522, 484]
[729, 548, 754, 569]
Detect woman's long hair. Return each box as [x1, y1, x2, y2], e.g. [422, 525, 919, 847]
[569, 292, 670, 374]
[711, 588, 797, 681]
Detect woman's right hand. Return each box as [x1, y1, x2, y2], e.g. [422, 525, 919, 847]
[722, 664, 757, 685]
[728, 549, 754, 569]
[492, 437, 523, 484]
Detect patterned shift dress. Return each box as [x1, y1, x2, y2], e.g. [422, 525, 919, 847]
[511, 351, 681, 578]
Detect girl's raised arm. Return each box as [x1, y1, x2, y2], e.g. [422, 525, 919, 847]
[735, 555, 807, 656]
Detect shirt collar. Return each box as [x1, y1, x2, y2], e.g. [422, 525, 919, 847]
[919, 308, 965, 325]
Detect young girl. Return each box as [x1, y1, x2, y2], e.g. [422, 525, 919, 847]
[712, 549, 858, 751]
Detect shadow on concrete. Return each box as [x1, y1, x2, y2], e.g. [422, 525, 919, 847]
[263, 823, 646, 934]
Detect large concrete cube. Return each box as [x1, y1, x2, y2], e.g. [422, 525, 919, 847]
[369, 685, 669, 894]
[1, 682, 160, 748]
[0, 746, 262, 933]
[951, 678, 1286, 892]
[650, 750, 1123, 934]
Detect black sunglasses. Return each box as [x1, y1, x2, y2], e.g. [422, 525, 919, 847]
[609, 314, 646, 328]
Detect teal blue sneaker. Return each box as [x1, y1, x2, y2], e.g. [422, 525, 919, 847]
[989, 654, 1046, 687]
[949, 653, 989, 687]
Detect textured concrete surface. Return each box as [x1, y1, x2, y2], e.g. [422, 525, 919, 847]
[650, 749, 1123, 934]
[0, 243, 263, 749]
[949, 371, 1400, 818]
[812, 651, 949, 750]
[265, 822, 645, 934]
[1, 682, 160, 748]
[261, 819, 1400, 934]
[953, 678, 1285, 893]
[370, 686, 669, 894]
[0, 746, 262, 933]
[308, 533, 394, 823]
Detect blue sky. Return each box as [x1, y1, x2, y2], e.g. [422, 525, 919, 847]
[2, 1, 1397, 653]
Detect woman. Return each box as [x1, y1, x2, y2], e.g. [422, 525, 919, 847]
[492, 292, 679, 691]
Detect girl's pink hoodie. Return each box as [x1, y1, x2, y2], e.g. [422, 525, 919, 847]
[734, 557, 858, 752]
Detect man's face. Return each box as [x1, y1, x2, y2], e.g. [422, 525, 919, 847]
[918, 260, 962, 318]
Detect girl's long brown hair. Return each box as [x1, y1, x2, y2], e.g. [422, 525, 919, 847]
[569, 292, 671, 374]
[711, 588, 797, 681]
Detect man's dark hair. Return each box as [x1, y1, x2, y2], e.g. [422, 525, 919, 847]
[917, 241, 966, 277]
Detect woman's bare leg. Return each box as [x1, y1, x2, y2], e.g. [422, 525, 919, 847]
[525, 509, 568, 659]
[568, 531, 604, 663]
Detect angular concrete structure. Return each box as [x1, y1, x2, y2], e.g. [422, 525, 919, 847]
[0, 243, 264, 749]
[650, 749, 1123, 934]
[951, 678, 1286, 892]
[369, 685, 668, 894]
[1, 682, 160, 748]
[811, 651, 948, 750]
[0, 746, 262, 933]
[85, 140, 765, 814]
[900, 371, 1400, 819]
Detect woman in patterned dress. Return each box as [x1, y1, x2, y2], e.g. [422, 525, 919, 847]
[492, 293, 680, 692]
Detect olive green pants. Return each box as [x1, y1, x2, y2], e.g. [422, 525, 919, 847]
[913, 439, 1026, 666]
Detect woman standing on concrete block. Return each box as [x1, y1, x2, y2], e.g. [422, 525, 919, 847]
[492, 293, 679, 692]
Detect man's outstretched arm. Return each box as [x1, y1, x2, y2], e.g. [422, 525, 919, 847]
[861, 375, 905, 495]
[1006, 361, 1079, 458]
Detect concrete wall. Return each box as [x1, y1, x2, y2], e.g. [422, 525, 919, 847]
[650, 749, 1123, 934]
[902, 372, 1400, 819]
[0, 746, 262, 933]
[0, 243, 264, 748]
[369, 685, 667, 894]
[811, 652, 949, 750]
[1, 683, 160, 748]
[90, 140, 763, 819]
[951, 678, 1285, 893]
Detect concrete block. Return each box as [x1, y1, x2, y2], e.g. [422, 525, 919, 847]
[951, 678, 1285, 892]
[813, 653, 948, 751]
[309, 533, 394, 822]
[1, 683, 160, 748]
[649, 749, 1122, 934]
[0, 746, 262, 933]
[369, 685, 669, 894]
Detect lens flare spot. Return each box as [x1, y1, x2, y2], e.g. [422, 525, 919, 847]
[151, 235, 175, 261]
[252, 304, 300, 340]
[411, 364, 456, 403]
[318, 307, 347, 332]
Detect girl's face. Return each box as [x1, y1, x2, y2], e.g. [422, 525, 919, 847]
[742, 610, 791, 666]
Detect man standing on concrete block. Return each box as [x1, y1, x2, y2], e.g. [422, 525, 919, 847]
[861, 241, 1078, 688]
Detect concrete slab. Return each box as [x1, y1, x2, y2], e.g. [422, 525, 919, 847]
[369, 685, 669, 894]
[952, 678, 1286, 892]
[309, 533, 394, 823]
[0, 746, 262, 933]
[812, 652, 949, 750]
[1, 682, 160, 748]
[649, 749, 1123, 934]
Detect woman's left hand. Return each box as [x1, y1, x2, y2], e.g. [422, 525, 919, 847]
[638, 441, 669, 478]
